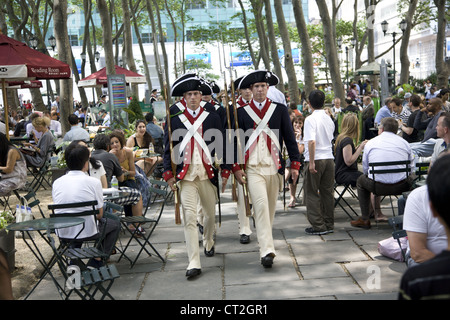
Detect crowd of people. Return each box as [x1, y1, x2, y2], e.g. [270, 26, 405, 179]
[1, 71, 449, 300]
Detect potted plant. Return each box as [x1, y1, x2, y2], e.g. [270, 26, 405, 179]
[51, 141, 70, 183]
[0, 210, 16, 272]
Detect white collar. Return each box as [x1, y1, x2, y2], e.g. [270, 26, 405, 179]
[187, 106, 201, 118]
[253, 99, 267, 110]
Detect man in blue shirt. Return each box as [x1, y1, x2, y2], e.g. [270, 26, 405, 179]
[63, 114, 90, 142]
[374, 97, 393, 125]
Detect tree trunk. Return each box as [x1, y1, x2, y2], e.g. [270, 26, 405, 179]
[97, 0, 115, 75]
[399, 0, 418, 85]
[434, 0, 450, 88]
[153, 0, 170, 89]
[264, 0, 284, 91]
[315, 0, 345, 101]
[274, 0, 299, 105]
[250, 0, 270, 70]
[122, 0, 138, 98]
[292, 0, 315, 98]
[164, 0, 178, 78]
[238, 0, 258, 69]
[130, 0, 153, 93]
[145, 0, 163, 90]
[53, 0, 73, 135]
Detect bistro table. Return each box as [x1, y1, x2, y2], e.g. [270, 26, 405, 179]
[7, 217, 85, 300]
[103, 189, 131, 201]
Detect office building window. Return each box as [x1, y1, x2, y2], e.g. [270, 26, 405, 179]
[187, 0, 206, 9]
[69, 34, 79, 46]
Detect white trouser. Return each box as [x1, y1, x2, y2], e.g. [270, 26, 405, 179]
[246, 166, 280, 258]
[236, 182, 252, 236]
[180, 178, 217, 270]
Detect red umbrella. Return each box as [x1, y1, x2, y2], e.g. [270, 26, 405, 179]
[78, 65, 145, 88]
[6, 80, 43, 89]
[0, 34, 71, 80]
[0, 32, 71, 138]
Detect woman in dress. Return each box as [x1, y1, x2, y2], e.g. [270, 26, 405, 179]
[334, 113, 366, 187]
[109, 130, 145, 223]
[0, 133, 27, 196]
[22, 116, 54, 168]
[334, 114, 385, 221]
[126, 120, 161, 176]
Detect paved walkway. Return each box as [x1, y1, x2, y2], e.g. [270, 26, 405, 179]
[25, 184, 405, 301]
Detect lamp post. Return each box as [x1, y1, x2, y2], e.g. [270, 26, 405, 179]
[345, 46, 349, 90]
[381, 19, 407, 92]
[29, 35, 52, 109]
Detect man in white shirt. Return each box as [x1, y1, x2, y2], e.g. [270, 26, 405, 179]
[52, 143, 120, 264]
[303, 90, 336, 235]
[352, 117, 413, 229]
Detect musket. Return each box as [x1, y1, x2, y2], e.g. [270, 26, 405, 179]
[230, 75, 252, 217]
[223, 72, 238, 201]
[163, 82, 181, 225]
[154, 30, 180, 225]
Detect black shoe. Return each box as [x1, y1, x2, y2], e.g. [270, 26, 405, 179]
[304, 227, 328, 235]
[240, 234, 250, 244]
[261, 253, 275, 268]
[186, 268, 201, 279]
[197, 223, 204, 235]
[204, 246, 215, 257]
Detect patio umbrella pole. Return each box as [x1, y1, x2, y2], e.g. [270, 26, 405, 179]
[1, 78, 9, 139]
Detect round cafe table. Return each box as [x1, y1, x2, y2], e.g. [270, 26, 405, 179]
[7, 217, 85, 299]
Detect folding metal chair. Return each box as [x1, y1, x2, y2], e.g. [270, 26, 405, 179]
[388, 216, 408, 265]
[412, 161, 430, 188]
[48, 200, 120, 300]
[45, 227, 120, 300]
[334, 182, 359, 219]
[48, 201, 109, 267]
[27, 147, 54, 192]
[118, 186, 170, 268]
[368, 160, 413, 217]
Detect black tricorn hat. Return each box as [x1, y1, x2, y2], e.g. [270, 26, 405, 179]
[210, 81, 220, 94]
[171, 74, 203, 97]
[200, 80, 220, 95]
[233, 76, 244, 90]
[237, 70, 279, 90]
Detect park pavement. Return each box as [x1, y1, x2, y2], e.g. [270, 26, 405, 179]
[25, 183, 406, 302]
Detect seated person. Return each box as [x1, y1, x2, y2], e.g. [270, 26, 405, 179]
[22, 116, 54, 168]
[0, 132, 27, 196]
[25, 113, 42, 141]
[400, 94, 421, 143]
[126, 120, 161, 176]
[63, 114, 90, 143]
[399, 153, 450, 300]
[334, 113, 367, 187]
[351, 117, 413, 229]
[52, 142, 120, 266]
[98, 109, 111, 129]
[403, 183, 448, 268]
[410, 97, 444, 158]
[91, 134, 144, 223]
[49, 111, 62, 138]
[145, 111, 164, 154]
[342, 98, 360, 114]
[374, 98, 392, 125]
